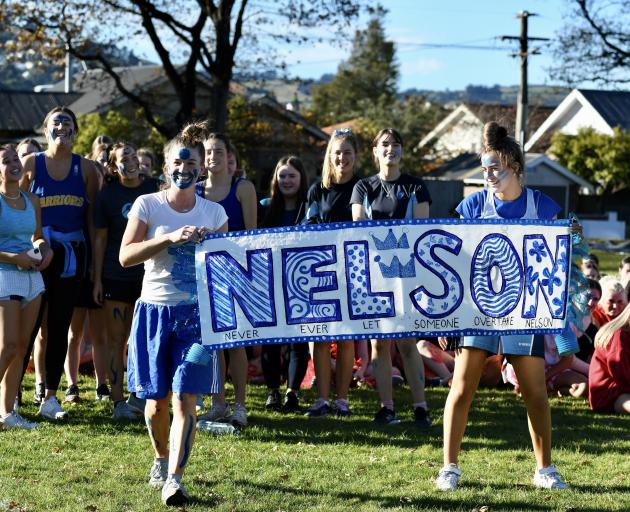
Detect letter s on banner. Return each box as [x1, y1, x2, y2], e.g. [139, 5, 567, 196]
[410, 230, 463, 318]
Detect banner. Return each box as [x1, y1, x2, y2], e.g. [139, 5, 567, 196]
[194, 219, 571, 349]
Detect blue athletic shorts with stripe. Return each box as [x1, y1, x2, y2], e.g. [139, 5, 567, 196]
[459, 334, 544, 358]
[127, 300, 221, 400]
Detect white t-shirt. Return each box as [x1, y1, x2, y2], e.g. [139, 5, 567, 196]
[128, 191, 228, 305]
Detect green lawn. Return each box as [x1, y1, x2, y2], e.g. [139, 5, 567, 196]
[590, 249, 629, 277]
[1, 377, 629, 512]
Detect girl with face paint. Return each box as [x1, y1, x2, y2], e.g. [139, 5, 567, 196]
[120, 123, 228, 506]
[195, 132, 257, 428]
[436, 122, 567, 492]
[90, 143, 159, 419]
[350, 128, 432, 428]
[0, 145, 52, 430]
[19, 106, 100, 421]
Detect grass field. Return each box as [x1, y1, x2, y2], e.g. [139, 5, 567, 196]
[1, 376, 629, 512]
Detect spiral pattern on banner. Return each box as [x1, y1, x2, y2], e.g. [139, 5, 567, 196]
[472, 235, 522, 317]
[285, 250, 336, 320]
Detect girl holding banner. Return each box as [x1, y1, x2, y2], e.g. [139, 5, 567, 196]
[436, 122, 567, 491]
[259, 156, 310, 412]
[304, 129, 360, 417]
[120, 124, 227, 506]
[350, 128, 432, 427]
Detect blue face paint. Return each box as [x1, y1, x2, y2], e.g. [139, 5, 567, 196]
[179, 148, 191, 160]
[48, 115, 74, 143]
[170, 168, 199, 189]
[481, 155, 501, 167]
[482, 155, 510, 184]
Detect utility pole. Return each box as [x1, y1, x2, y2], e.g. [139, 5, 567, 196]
[500, 12, 549, 149]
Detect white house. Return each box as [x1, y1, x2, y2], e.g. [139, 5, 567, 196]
[417, 102, 554, 158]
[525, 89, 630, 152]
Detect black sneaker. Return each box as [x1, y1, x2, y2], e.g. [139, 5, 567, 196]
[64, 384, 80, 403]
[265, 389, 282, 411]
[373, 406, 401, 425]
[95, 384, 111, 402]
[281, 391, 301, 413]
[413, 407, 432, 428]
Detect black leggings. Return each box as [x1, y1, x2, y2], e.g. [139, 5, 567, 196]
[261, 342, 310, 390]
[23, 241, 86, 392]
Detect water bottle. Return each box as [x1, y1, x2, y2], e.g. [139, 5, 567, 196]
[196, 420, 240, 435]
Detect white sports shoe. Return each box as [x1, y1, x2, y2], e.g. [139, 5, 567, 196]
[231, 402, 248, 427]
[1, 411, 39, 430]
[533, 465, 568, 489]
[149, 458, 169, 488]
[112, 401, 142, 420]
[161, 477, 190, 506]
[38, 396, 69, 421]
[197, 401, 231, 422]
[436, 464, 461, 491]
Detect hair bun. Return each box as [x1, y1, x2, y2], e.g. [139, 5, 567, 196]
[483, 121, 508, 147]
[180, 121, 208, 146]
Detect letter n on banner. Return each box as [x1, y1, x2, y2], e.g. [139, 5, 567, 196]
[282, 246, 341, 324]
[205, 249, 276, 332]
[521, 234, 570, 319]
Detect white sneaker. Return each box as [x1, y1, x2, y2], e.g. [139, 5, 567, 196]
[1, 411, 39, 430]
[198, 401, 231, 422]
[38, 396, 69, 421]
[149, 458, 169, 488]
[231, 402, 248, 427]
[112, 401, 142, 420]
[161, 477, 190, 506]
[533, 465, 568, 489]
[436, 464, 461, 491]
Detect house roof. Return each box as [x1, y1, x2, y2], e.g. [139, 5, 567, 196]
[418, 102, 554, 149]
[0, 90, 82, 136]
[322, 119, 361, 136]
[524, 88, 630, 152]
[428, 152, 595, 194]
[255, 95, 328, 141]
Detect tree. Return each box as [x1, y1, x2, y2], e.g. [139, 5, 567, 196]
[549, 127, 630, 194]
[0, 1, 368, 137]
[551, 0, 629, 85]
[310, 13, 398, 125]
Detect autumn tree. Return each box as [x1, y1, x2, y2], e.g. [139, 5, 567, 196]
[551, 0, 629, 85]
[0, 1, 368, 136]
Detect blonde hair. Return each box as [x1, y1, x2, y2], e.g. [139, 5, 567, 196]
[594, 306, 630, 349]
[321, 130, 357, 189]
[599, 276, 626, 301]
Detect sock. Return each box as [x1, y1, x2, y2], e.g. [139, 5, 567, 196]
[413, 401, 428, 411]
[168, 473, 181, 483]
[382, 400, 394, 411]
[155, 457, 167, 464]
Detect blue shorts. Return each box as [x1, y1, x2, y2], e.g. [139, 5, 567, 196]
[459, 334, 544, 358]
[127, 300, 221, 400]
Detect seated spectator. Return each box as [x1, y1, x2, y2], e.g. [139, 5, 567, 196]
[575, 279, 601, 364]
[592, 276, 627, 328]
[581, 254, 600, 281]
[589, 305, 630, 415]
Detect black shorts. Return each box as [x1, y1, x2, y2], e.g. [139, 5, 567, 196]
[76, 277, 101, 309]
[103, 278, 142, 304]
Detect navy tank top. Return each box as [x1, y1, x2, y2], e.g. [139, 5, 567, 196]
[30, 152, 87, 233]
[196, 177, 245, 231]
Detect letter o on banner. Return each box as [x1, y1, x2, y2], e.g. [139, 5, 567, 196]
[470, 234, 523, 318]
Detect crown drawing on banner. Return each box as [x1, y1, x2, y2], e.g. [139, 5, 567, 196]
[371, 229, 409, 250]
[374, 254, 416, 278]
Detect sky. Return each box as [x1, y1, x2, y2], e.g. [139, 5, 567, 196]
[283, 0, 569, 91]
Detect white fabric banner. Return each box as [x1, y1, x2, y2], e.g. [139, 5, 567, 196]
[194, 219, 571, 349]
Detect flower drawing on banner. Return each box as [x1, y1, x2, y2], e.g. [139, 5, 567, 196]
[526, 304, 537, 317]
[541, 265, 562, 295]
[528, 240, 547, 263]
[552, 291, 566, 317]
[525, 266, 539, 295]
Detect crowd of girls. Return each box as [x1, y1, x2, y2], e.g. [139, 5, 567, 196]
[2, 106, 630, 507]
